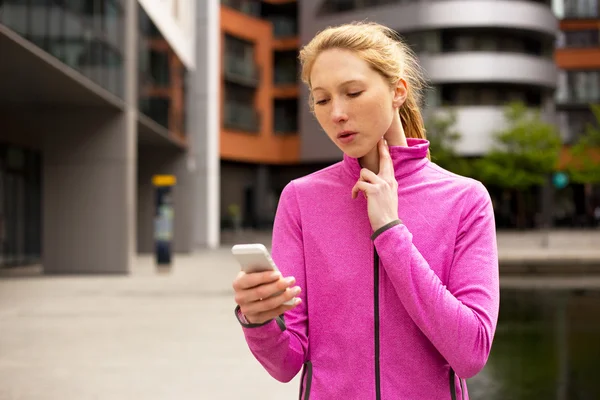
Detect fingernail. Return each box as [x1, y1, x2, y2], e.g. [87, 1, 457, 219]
[292, 286, 301, 295]
[271, 271, 282, 279]
[294, 298, 302, 305]
[285, 276, 296, 285]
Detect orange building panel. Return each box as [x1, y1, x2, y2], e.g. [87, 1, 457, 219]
[273, 37, 300, 50]
[555, 48, 600, 69]
[220, 6, 300, 164]
[273, 84, 299, 98]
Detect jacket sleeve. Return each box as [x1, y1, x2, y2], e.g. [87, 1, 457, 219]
[236, 181, 309, 382]
[373, 181, 499, 379]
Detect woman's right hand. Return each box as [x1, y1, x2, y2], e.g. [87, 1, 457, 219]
[233, 270, 302, 325]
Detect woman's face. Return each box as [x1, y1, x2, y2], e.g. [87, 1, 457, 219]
[310, 48, 404, 158]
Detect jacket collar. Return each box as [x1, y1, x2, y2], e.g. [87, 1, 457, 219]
[342, 138, 430, 181]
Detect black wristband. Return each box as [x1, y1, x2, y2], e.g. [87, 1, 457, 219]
[371, 219, 403, 241]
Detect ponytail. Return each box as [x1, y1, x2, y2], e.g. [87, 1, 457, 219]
[400, 91, 430, 159]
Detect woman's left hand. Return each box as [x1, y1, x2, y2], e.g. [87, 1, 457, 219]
[352, 138, 400, 232]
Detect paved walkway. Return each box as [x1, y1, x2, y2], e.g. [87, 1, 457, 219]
[1, 229, 599, 399]
[0, 251, 300, 400]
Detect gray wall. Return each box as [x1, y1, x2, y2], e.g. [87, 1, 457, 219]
[39, 108, 136, 274]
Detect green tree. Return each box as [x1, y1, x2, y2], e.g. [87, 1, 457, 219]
[567, 104, 600, 184]
[425, 108, 473, 177]
[476, 101, 562, 228]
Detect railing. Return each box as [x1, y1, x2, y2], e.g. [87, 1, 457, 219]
[274, 67, 298, 85]
[221, 0, 261, 17]
[271, 17, 297, 37]
[223, 56, 260, 87]
[274, 116, 298, 133]
[224, 103, 261, 132]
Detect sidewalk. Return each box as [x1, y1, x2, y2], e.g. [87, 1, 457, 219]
[0, 251, 300, 400]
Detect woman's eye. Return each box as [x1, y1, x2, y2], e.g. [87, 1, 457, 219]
[315, 99, 329, 105]
[348, 91, 363, 98]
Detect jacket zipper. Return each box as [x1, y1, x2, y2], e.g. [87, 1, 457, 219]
[374, 248, 381, 400]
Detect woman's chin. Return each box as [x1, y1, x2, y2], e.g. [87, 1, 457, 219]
[338, 143, 372, 159]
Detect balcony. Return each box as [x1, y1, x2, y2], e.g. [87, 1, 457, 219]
[221, 0, 261, 17]
[556, 92, 600, 108]
[223, 56, 260, 87]
[274, 66, 298, 85]
[224, 102, 261, 133]
[271, 17, 297, 38]
[274, 115, 297, 134]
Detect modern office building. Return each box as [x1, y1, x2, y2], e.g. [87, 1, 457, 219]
[554, 0, 600, 144]
[0, 0, 221, 272]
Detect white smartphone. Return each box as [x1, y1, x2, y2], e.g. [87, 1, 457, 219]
[231, 243, 295, 306]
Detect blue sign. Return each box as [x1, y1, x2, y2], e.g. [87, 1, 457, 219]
[552, 172, 569, 189]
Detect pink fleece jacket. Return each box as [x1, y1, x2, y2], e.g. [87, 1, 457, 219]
[236, 138, 500, 399]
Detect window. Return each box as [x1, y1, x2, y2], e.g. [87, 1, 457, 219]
[0, 0, 125, 98]
[563, 0, 599, 17]
[441, 84, 543, 107]
[568, 70, 600, 102]
[563, 30, 600, 48]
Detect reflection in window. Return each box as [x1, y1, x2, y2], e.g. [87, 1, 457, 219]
[224, 82, 260, 132]
[274, 99, 298, 134]
[0, 0, 125, 98]
[274, 51, 298, 84]
[138, 5, 189, 140]
[557, 70, 600, 103]
[558, 30, 600, 48]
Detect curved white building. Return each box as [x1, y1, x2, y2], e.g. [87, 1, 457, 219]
[299, 0, 559, 157]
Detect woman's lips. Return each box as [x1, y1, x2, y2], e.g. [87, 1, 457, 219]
[338, 131, 358, 144]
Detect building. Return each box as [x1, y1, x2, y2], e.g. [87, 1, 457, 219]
[554, 0, 600, 226]
[219, 0, 329, 230]
[0, 0, 221, 272]
[300, 0, 559, 157]
[218, 0, 560, 227]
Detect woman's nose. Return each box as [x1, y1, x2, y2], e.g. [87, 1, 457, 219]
[331, 101, 348, 124]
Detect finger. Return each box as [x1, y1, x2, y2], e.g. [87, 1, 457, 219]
[233, 270, 282, 291]
[242, 285, 302, 315]
[359, 167, 380, 184]
[378, 138, 394, 177]
[351, 181, 372, 199]
[236, 275, 296, 305]
[245, 298, 302, 325]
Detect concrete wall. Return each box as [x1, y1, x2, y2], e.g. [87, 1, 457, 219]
[38, 108, 135, 274]
[190, 0, 220, 248]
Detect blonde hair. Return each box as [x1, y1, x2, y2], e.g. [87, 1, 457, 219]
[299, 21, 429, 153]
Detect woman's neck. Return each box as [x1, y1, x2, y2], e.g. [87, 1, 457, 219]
[359, 116, 407, 173]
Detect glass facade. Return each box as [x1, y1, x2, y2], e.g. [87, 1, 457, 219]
[556, 70, 600, 104]
[0, 0, 125, 98]
[403, 29, 554, 59]
[138, 6, 188, 140]
[0, 144, 42, 267]
[221, 0, 261, 17]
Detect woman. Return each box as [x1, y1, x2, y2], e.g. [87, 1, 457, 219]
[232, 21, 499, 399]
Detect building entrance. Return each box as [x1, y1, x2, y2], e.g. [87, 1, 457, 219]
[0, 144, 41, 267]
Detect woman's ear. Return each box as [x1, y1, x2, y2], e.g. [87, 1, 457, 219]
[393, 78, 408, 109]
